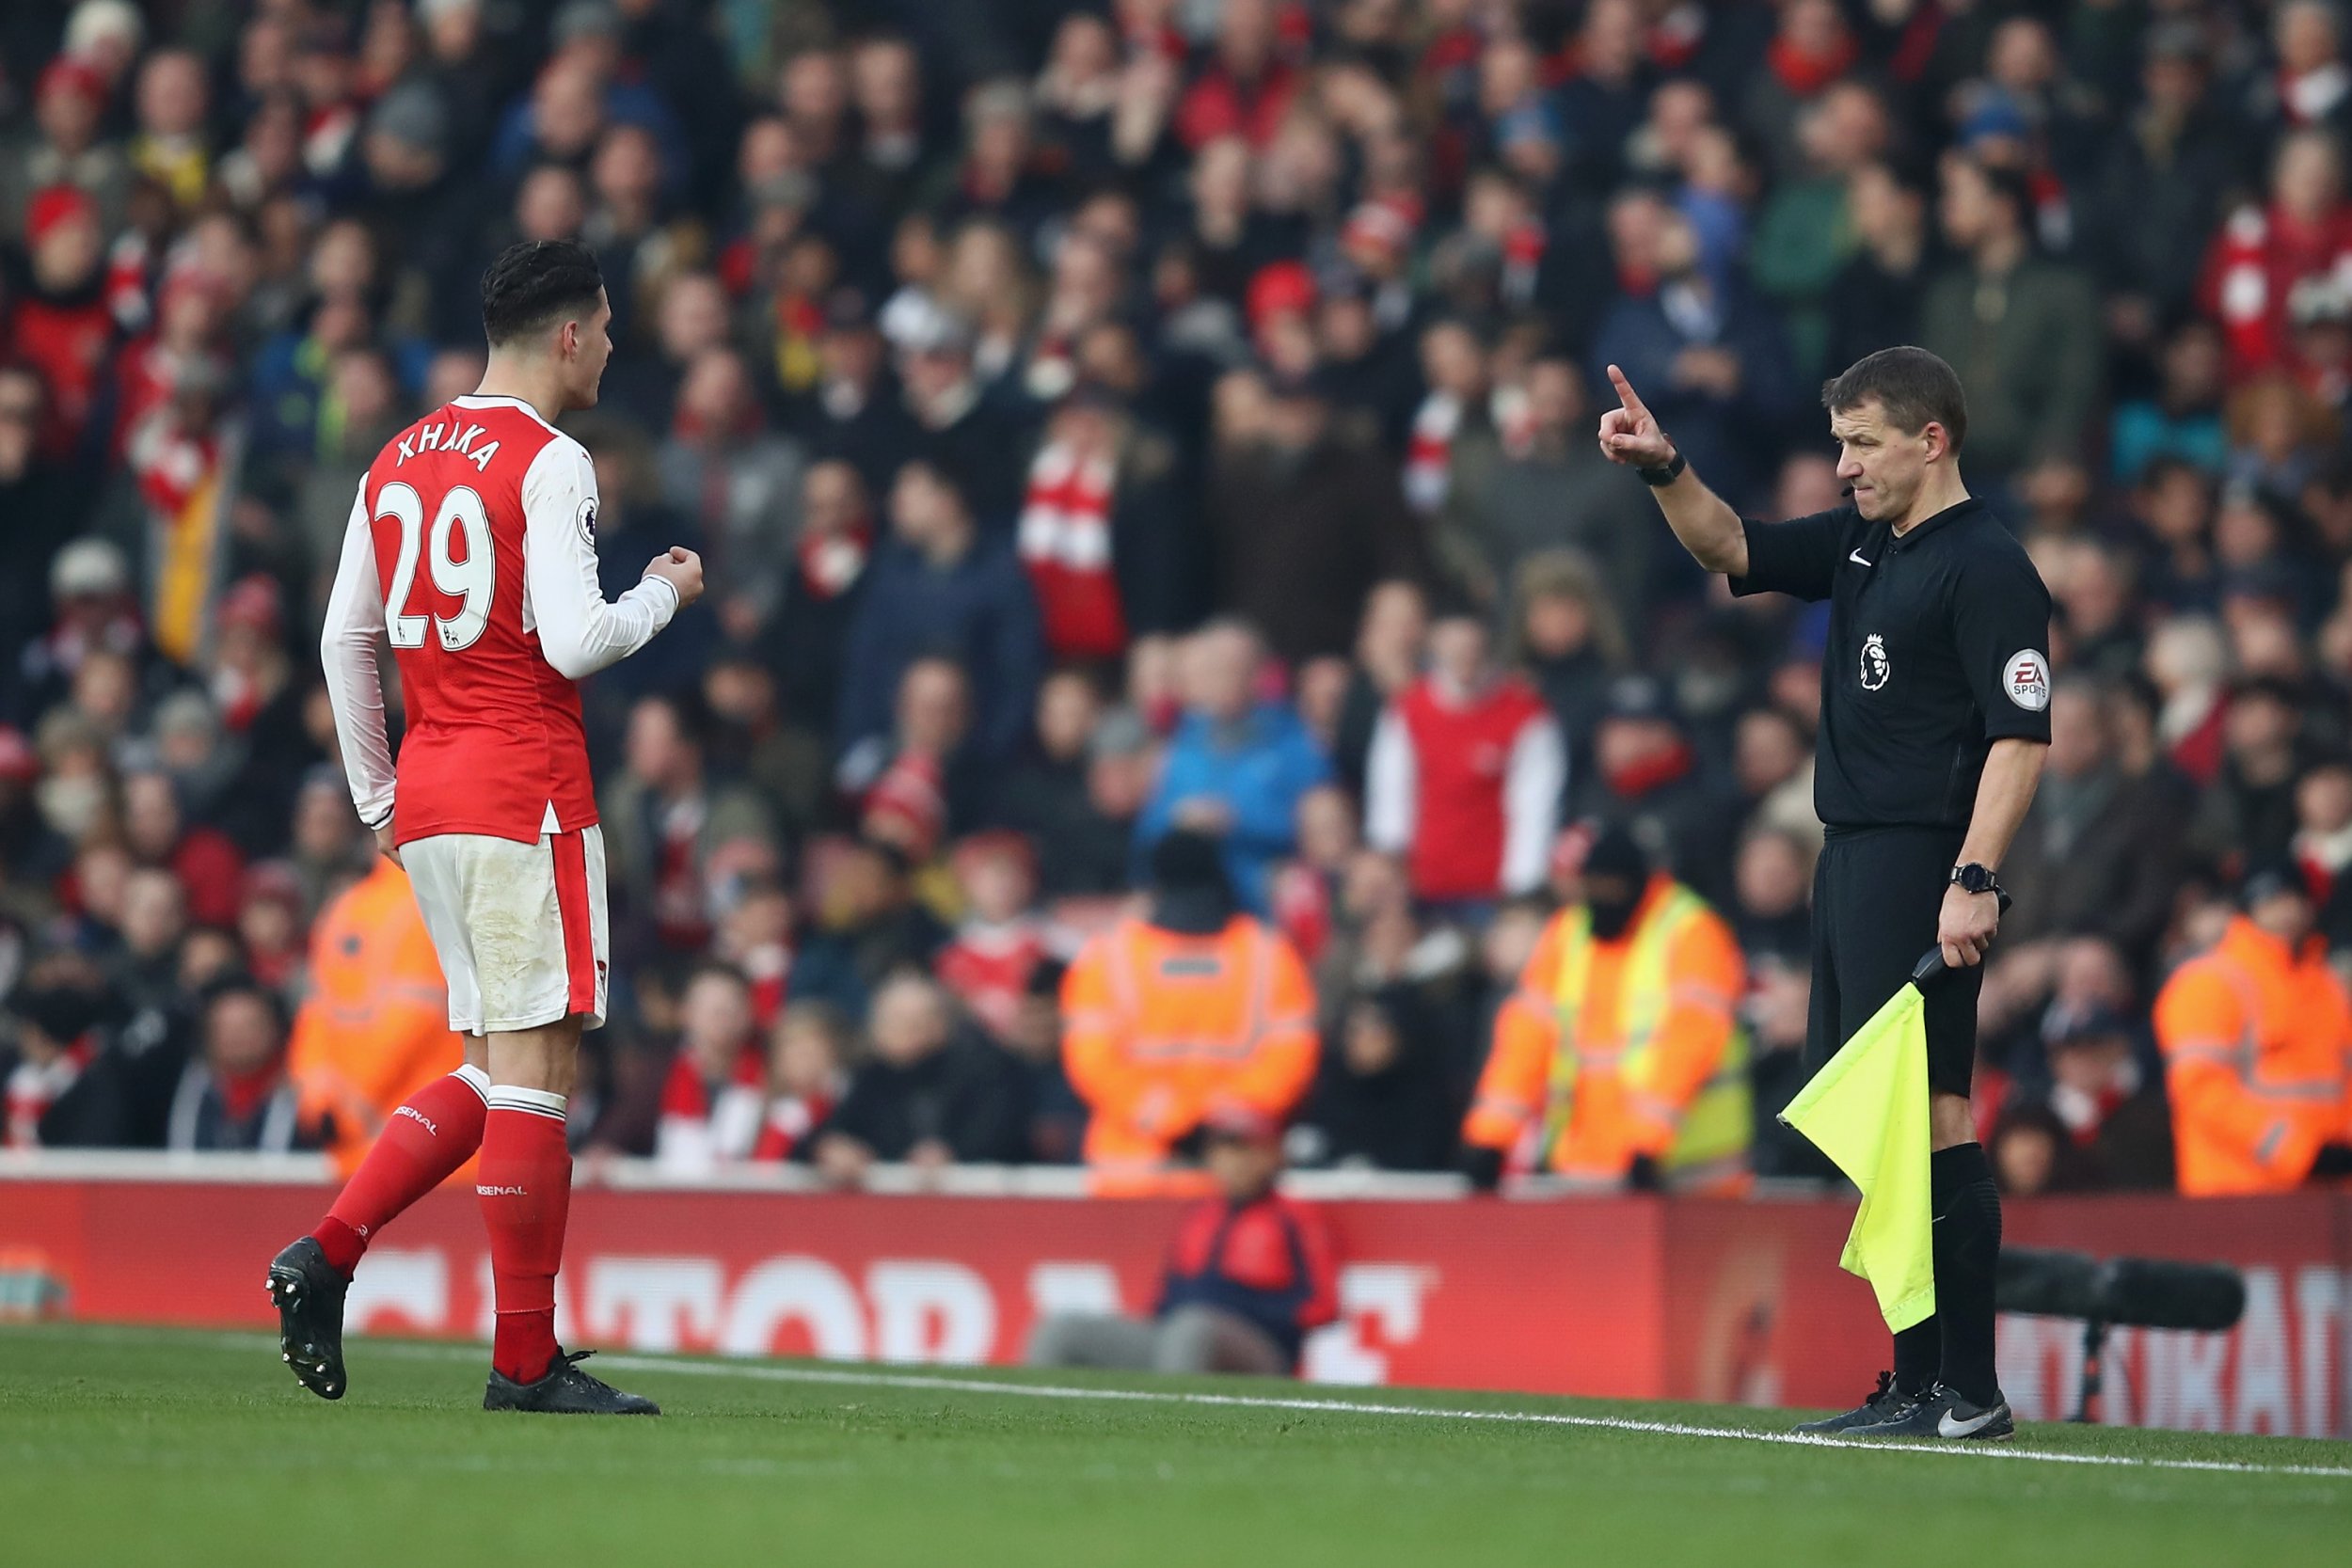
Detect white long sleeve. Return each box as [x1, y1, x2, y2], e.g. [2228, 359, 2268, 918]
[319, 484, 397, 831]
[520, 436, 678, 681]
[1502, 712, 1567, 895]
[1363, 705, 1416, 855]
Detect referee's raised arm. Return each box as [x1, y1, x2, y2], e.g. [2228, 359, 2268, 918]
[1596, 363, 1747, 578]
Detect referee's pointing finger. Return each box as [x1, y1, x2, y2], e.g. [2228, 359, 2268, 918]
[1606, 363, 1648, 418]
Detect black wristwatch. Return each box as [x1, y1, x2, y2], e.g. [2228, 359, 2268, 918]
[1636, 448, 1687, 487]
[1950, 863, 2010, 912]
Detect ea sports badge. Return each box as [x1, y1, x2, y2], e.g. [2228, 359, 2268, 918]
[2003, 649, 2050, 711]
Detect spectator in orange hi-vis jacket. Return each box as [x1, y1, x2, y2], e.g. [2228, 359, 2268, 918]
[1462, 822, 1751, 1195]
[287, 858, 466, 1176]
[2153, 861, 2352, 1196]
[1060, 830, 1318, 1185]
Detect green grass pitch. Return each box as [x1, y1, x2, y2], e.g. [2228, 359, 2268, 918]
[2, 1323, 2344, 1567]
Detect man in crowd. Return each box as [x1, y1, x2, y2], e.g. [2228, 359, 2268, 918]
[1462, 825, 1749, 1195]
[1137, 621, 1329, 913]
[1026, 1100, 1337, 1376]
[838, 461, 1042, 764]
[2153, 863, 2352, 1194]
[167, 976, 310, 1153]
[1365, 604, 1565, 910]
[1061, 831, 1318, 1183]
[806, 969, 1027, 1183]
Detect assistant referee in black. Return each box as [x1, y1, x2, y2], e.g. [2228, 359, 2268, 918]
[1598, 345, 2051, 1442]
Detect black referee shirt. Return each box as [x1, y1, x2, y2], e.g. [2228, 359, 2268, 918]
[1730, 497, 2052, 831]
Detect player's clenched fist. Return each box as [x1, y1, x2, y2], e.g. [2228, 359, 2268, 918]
[1597, 363, 1676, 468]
[645, 546, 705, 607]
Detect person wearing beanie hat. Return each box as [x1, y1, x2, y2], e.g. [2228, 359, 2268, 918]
[1147, 826, 1238, 933]
[7, 184, 113, 459]
[1462, 818, 1750, 1197]
[1059, 825, 1318, 1179]
[1573, 673, 1734, 905]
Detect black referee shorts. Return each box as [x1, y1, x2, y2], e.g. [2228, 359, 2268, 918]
[1807, 826, 1981, 1098]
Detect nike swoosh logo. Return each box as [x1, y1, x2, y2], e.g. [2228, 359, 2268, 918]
[1848, 549, 1873, 566]
[1939, 1408, 1996, 1438]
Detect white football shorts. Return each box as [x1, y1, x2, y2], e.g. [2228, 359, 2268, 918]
[401, 825, 610, 1034]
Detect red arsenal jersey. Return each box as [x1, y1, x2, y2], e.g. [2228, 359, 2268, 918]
[321, 394, 679, 846]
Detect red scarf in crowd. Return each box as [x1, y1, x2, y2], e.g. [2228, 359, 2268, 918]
[1646, 4, 1708, 71]
[127, 408, 220, 519]
[217, 1059, 287, 1126]
[739, 941, 792, 1030]
[936, 918, 1047, 1040]
[1403, 391, 1464, 514]
[654, 794, 713, 952]
[1018, 439, 1127, 660]
[861, 751, 946, 862]
[661, 1044, 765, 1120]
[660, 1043, 768, 1162]
[798, 520, 871, 598]
[1269, 862, 1334, 967]
[1501, 216, 1548, 309]
[106, 229, 152, 332]
[5, 1037, 94, 1148]
[1604, 740, 1695, 800]
[751, 1090, 836, 1162]
[1767, 34, 1858, 98]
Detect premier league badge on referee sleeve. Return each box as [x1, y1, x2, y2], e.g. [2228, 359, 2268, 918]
[2002, 649, 2051, 710]
[1859, 632, 1892, 690]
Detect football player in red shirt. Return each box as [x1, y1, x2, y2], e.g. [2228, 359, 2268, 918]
[269, 241, 703, 1415]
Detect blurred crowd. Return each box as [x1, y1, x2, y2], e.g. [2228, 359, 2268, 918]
[8, 0, 2352, 1196]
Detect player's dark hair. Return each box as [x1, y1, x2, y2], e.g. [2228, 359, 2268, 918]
[1821, 346, 1969, 453]
[479, 238, 605, 348]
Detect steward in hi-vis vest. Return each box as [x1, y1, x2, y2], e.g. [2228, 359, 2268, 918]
[1062, 831, 1319, 1184]
[1463, 825, 1749, 1195]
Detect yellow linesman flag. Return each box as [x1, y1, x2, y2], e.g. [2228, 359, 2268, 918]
[1777, 965, 1937, 1332]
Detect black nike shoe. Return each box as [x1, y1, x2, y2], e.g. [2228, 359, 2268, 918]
[1845, 1382, 2014, 1442]
[266, 1237, 350, 1401]
[1791, 1370, 1918, 1435]
[483, 1348, 660, 1416]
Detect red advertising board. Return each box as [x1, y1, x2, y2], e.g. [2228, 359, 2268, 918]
[3, 1175, 2344, 1436]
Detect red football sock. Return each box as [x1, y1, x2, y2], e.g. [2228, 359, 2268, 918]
[477, 1086, 572, 1385]
[313, 1065, 491, 1278]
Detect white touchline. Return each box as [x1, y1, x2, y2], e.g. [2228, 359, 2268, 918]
[56, 1326, 2352, 1483]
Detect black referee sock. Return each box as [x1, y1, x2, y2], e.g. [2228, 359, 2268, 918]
[1888, 1145, 1963, 1397]
[1891, 1318, 1939, 1399]
[1931, 1142, 2004, 1408]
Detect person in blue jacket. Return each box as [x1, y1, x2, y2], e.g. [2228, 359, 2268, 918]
[1136, 620, 1329, 913]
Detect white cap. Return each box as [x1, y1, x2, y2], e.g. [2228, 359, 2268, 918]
[64, 0, 144, 60]
[51, 538, 130, 599]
